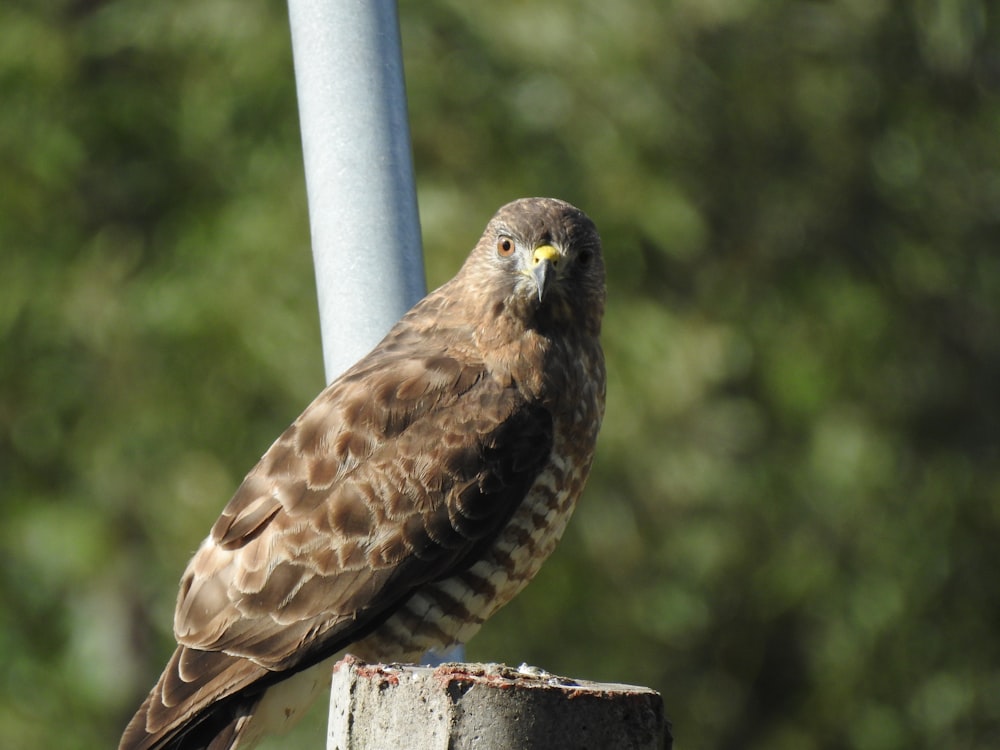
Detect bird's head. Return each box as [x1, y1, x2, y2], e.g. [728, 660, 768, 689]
[465, 197, 605, 337]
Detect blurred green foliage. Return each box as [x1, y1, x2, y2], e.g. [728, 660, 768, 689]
[2, 0, 998, 748]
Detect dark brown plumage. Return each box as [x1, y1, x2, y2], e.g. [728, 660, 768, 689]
[120, 197, 606, 750]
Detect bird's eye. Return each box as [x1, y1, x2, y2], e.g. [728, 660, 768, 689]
[496, 236, 515, 257]
[578, 249, 593, 266]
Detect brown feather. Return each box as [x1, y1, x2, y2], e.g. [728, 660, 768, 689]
[120, 197, 606, 750]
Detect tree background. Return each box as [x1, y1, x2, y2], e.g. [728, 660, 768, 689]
[2, 1, 998, 748]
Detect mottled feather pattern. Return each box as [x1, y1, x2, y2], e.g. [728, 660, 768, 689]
[121, 197, 606, 750]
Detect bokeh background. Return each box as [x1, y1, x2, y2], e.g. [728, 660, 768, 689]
[3, 1, 999, 748]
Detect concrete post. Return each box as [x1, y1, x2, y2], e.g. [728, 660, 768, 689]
[327, 657, 670, 750]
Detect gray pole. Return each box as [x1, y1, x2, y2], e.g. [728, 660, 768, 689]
[287, 0, 462, 666]
[287, 0, 426, 385]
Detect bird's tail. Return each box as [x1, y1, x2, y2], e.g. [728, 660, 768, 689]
[119, 645, 268, 750]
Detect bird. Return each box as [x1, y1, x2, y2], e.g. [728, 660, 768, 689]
[120, 197, 607, 750]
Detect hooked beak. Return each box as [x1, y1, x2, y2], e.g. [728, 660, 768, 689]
[530, 244, 560, 302]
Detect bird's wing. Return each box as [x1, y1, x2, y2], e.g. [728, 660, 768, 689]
[126, 343, 554, 747]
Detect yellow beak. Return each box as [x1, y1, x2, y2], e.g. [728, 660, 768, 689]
[530, 245, 560, 302]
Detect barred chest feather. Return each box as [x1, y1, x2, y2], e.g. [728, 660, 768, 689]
[352, 340, 605, 662]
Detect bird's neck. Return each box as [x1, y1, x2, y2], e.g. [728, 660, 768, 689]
[415, 278, 595, 403]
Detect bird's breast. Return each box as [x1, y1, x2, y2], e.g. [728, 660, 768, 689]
[351, 439, 590, 662]
[352, 342, 605, 663]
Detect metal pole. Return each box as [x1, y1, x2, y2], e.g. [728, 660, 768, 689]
[287, 0, 462, 665]
[287, 0, 426, 385]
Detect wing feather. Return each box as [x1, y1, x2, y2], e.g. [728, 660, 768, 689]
[135, 342, 553, 746]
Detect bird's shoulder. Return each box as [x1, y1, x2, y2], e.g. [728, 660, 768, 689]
[210, 308, 485, 547]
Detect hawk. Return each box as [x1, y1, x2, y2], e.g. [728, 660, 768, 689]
[120, 197, 607, 750]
